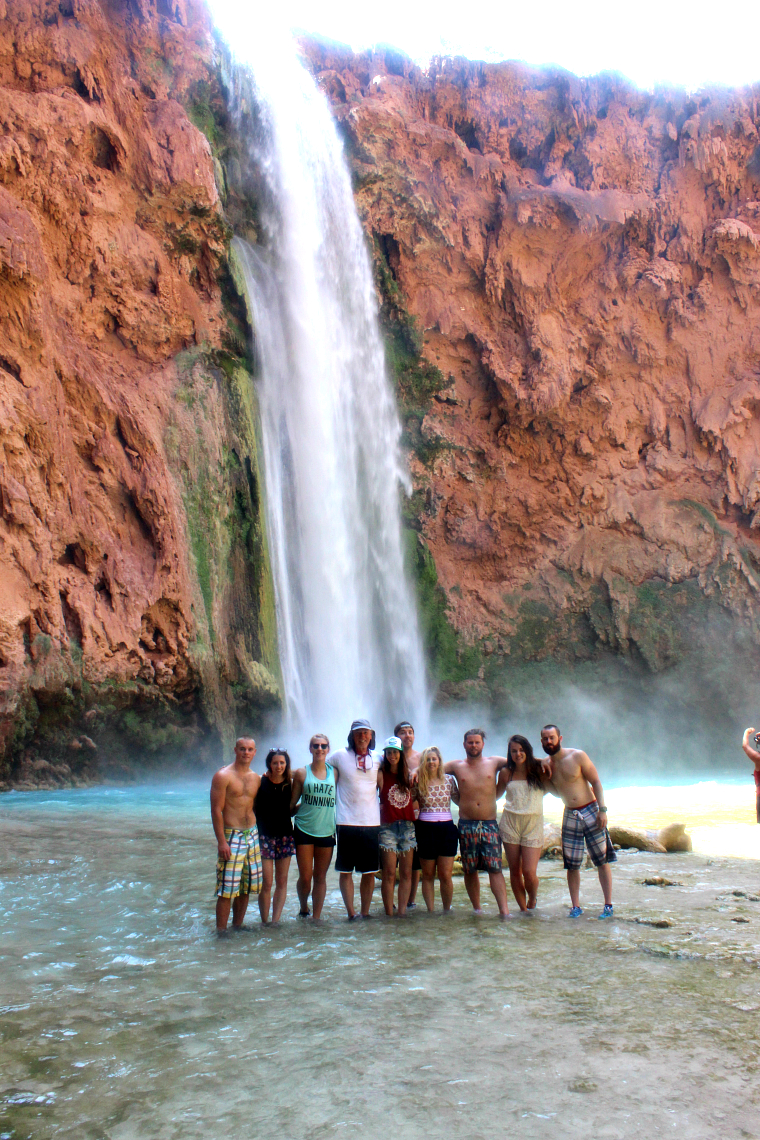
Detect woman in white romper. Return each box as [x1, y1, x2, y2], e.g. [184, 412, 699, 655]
[496, 735, 547, 912]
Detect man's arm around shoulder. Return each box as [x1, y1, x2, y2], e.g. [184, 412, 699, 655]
[579, 752, 608, 829]
[210, 770, 231, 860]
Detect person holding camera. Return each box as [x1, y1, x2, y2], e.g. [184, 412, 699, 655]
[741, 728, 760, 823]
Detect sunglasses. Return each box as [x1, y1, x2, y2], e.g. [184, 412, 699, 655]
[311, 742, 329, 750]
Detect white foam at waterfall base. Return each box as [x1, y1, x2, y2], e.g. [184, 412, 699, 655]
[217, 9, 429, 739]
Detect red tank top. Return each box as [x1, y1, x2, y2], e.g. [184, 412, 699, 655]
[379, 769, 415, 824]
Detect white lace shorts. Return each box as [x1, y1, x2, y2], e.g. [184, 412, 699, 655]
[498, 810, 544, 848]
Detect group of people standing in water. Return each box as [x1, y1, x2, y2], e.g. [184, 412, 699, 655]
[210, 718, 616, 932]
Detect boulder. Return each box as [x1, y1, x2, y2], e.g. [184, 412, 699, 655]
[653, 823, 693, 852]
[608, 826, 667, 853]
[540, 823, 563, 860]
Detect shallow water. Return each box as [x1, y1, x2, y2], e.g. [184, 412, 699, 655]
[1, 784, 759, 1139]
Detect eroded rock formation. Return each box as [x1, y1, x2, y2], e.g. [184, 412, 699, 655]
[0, 0, 278, 785]
[305, 42, 760, 718]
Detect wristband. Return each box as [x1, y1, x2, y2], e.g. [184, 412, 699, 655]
[597, 805, 607, 813]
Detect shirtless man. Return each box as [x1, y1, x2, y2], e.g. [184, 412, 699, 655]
[740, 728, 760, 823]
[445, 729, 511, 917]
[210, 737, 263, 932]
[395, 721, 422, 908]
[540, 724, 615, 919]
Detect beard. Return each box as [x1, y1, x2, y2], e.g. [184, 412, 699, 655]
[543, 741, 561, 755]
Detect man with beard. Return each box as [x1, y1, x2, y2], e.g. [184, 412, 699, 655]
[539, 724, 615, 919]
[445, 729, 511, 917]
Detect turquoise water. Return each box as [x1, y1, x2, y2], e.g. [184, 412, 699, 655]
[1, 783, 759, 1138]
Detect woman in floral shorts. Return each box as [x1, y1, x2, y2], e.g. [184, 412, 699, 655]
[254, 748, 296, 924]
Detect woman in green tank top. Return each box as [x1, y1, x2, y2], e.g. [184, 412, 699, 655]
[290, 734, 337, 920]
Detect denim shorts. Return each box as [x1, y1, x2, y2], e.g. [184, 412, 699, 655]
[379, 820, 417, 853]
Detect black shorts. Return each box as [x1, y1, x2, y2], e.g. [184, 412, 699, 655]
[415, 819, 459, 860]
[335, 825, 380, 874]
[293, 825, 336, 849]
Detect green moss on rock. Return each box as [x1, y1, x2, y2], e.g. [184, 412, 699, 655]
[405, 531, 483, 685]
[374, 238, 450, 466]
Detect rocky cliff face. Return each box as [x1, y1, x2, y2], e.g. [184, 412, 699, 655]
[4, 4, 760, 784]
[304, 42, 760, 726]
[0, 0, 279, 786]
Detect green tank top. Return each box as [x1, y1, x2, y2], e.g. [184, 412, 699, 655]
[295, 763, 336, 838]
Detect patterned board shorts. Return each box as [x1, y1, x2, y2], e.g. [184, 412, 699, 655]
[458, 819, 503, 874]
[561, 803, 618, 870]
[216, 827, 263, 898]
[259, 833, 296, 861]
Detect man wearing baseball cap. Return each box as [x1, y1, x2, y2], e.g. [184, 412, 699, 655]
[329, 719, 382, 919]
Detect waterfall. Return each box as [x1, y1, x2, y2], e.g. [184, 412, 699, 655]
[216, 16, 429, 736]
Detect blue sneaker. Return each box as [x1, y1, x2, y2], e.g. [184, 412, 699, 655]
[568, 906, 583, 918]
[598, 903, 614, 919]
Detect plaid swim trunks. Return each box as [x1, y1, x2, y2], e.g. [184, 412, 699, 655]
[458, 819, 503, 874]
[561, 803, 617, 870]
[216, 827, 263, 898]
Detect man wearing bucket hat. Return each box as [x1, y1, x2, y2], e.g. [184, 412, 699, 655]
[329, 719, 382, 919]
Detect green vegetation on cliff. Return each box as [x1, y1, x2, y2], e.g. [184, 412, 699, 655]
[374, 238, 451, 467]
[167, 344, 281, 737]
[404, 530, 483, 686]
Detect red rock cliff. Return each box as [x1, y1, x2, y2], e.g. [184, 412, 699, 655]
[0, 0, 278, 785]
[304, 42, 760, 716]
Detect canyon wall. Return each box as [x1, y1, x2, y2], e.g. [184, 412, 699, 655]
[0, 0, 279, 786]
[302, 41, 760, 735]
[4, 0, 760, 783]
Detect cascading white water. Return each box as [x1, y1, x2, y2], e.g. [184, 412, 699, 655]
[215, 14, 429, 736]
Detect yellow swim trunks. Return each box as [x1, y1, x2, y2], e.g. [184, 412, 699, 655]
[216, 827, 263, 898]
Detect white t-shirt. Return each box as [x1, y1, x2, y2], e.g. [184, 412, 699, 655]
[330, 748, 380, 827]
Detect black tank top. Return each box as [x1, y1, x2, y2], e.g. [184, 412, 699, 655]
[254, 775, 294, 838]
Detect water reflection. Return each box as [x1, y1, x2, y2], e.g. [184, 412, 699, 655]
[1, 784, 758, 1138]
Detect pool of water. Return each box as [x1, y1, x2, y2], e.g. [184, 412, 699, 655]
[1, 783, 759, 1138]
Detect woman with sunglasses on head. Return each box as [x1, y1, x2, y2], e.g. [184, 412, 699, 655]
[290, 734, 336, 920]
[496, 734, 547, 912]
[254, 748, 295, 924]
[412, 746, 459, 913]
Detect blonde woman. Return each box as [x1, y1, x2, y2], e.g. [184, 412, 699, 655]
[412, 747, 459, 912]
